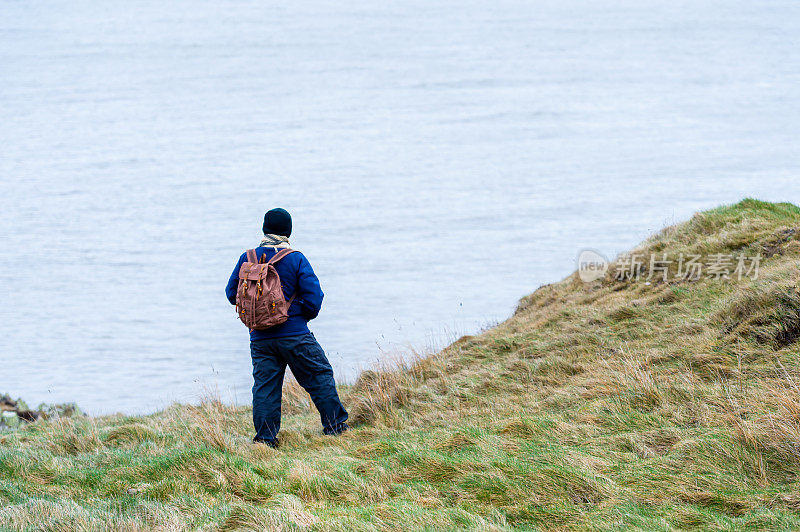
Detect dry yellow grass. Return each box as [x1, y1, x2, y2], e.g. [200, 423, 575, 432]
[2, 199, 800, 530]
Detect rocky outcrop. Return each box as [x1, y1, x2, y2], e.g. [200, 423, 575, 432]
[0, 394, 82, 430]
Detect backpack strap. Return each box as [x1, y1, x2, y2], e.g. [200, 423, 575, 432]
[270, 249, 298, 305]
[267, 248, 296, 265]
[245, 249, 258, 264]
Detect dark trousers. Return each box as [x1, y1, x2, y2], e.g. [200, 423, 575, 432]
[250, 333, 348, 442]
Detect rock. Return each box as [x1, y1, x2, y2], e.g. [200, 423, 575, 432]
[0, 395, 17, 412]
[17, 410, 40, 422]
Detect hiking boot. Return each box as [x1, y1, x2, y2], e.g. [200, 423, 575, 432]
[252, 437, 278, 448]
[323, 422, 349, 436]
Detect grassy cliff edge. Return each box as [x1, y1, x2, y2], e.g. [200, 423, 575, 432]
[3, 199, 800, 531]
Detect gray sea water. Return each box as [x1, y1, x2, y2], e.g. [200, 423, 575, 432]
[2, 0, 799, 414]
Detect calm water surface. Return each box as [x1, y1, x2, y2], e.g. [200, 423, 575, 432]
[1, 0, 799, 413]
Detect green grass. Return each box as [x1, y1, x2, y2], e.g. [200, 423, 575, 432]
[3, 198, 800, 530]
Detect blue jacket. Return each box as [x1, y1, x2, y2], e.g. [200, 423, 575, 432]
[226, 247, 324, 340]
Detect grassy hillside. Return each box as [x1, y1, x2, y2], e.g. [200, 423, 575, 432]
[3, 199, 800, 531]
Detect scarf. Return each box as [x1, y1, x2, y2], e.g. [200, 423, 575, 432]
[259, 233, 291, 249]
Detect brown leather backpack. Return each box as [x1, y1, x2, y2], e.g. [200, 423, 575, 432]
[235, 248, 296, 330]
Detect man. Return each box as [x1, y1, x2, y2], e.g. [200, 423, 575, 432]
[226, 208, 348, 447]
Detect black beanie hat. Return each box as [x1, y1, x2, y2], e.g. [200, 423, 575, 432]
[263, 208, 292, 237]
